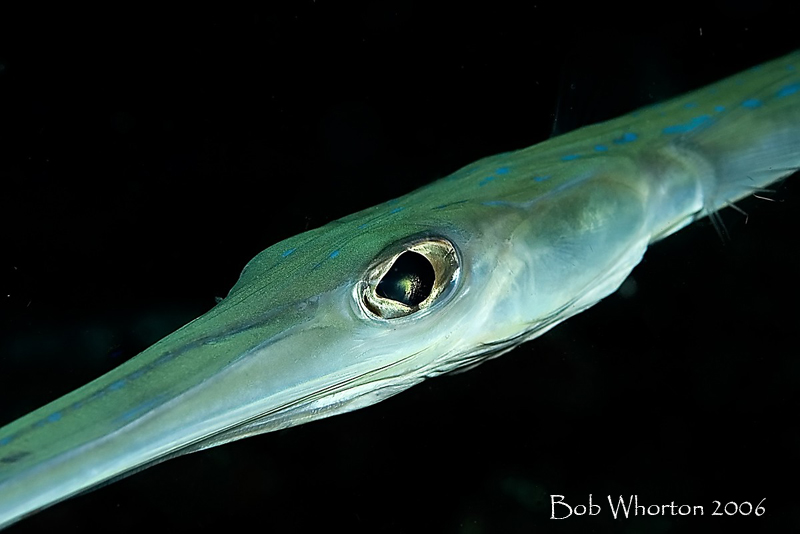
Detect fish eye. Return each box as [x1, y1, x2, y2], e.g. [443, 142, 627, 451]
[358, 238, 460, 319]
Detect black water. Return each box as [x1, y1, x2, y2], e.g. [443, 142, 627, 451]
[1, 4, 798, 532]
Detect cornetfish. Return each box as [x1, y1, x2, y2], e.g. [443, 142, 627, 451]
[1, 50, 798, 528]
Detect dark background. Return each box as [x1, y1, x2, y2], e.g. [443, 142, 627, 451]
[1, 3, 798, 533]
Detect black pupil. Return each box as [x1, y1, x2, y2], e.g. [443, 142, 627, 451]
[376, 251, 435, 307]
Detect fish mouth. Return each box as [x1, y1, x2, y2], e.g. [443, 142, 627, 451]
[0, 281, 442, 528]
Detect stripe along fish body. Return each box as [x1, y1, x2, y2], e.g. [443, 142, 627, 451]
[1, 51, 798, 528]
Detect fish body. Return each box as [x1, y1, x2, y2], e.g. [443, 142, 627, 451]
[1, 42, 799, 532]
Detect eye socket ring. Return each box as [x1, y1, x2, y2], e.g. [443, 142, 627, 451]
[356, 237, 460, 320]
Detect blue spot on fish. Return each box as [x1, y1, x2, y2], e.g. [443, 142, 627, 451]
[787, 65, 796, 72]
[109, 379, 126, 391]
[47, 412, 62, 423]
[495, 166, 510, 175]
[281, 248, 296, 258]
[389, 206, 404, 214]
[117, 396, 166, 423]
[482, 200, 510, 207]
[0, 437, 11, 447]
[533, 175, 551, 182]
[329, 250, 340, 259]
[386, 198, 401, 205]
[561, 154, 580, 161]
[129, 368, 145, 381]
[662, 114, 712, 134]
[479, 176, 495, 186]
[432, 200, 469, 210]
[613, 132, 638, 144]
[714, 105, 725, 112]
[684, 102, 698, 109]
[742, 98, 762, 109]
[594, 144, 608, 152]
[777, 83, 800, 98]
